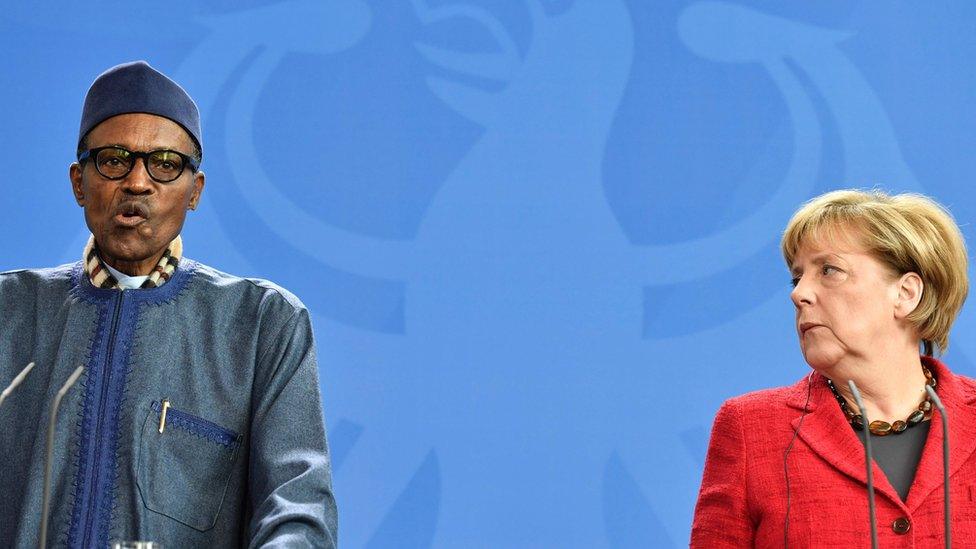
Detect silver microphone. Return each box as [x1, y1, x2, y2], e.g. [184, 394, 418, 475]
[926, 384, 951, 549]
[848, 380, 879, 549]
[38, 365, 85, 549]
[0, 362, 36, 408]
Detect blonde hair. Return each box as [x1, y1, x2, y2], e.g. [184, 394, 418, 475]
[781, 189, 968, 355]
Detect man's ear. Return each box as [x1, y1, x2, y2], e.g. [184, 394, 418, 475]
[894, 271, 924, 320]
[188, 170, 205, 211]
[70, 162, 85, 206]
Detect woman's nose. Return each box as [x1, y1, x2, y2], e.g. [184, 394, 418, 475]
[790, 276, 813, 308]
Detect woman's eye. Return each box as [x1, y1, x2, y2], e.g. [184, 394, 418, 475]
[821, 265, 840, 276]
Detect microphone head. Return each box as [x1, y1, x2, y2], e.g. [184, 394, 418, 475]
[0, 361, 37, 408]
[925, 384, 946, 411]
[847, 380, 868, 414]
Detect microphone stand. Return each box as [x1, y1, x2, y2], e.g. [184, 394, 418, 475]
[0, 362, 36, 408]
[38, 366, 85, 549]
[926, 384, 951, 549]
[848, 380, 879, 549]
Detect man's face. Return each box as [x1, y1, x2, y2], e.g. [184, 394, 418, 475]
[70, 113, 205, 276]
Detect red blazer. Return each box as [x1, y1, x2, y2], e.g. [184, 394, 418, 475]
[691, 356, 976, 548]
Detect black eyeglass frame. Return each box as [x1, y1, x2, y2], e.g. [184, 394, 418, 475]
[77, 146, 201, 183]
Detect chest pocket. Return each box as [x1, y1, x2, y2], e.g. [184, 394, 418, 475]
[135, 401, 243, 531]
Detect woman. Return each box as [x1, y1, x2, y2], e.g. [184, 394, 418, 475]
[691, 189, 972, 547]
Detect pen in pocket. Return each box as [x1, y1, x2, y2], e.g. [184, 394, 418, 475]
[158, 399, 170, 433]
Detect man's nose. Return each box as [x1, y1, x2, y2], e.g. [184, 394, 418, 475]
[119, 159, 154, 193]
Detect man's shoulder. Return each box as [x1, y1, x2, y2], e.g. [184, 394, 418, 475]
[184, 259, 307, 316]
[0, 262, 77, 291]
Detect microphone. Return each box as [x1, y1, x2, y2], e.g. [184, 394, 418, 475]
[783, 372, 814, 547]
[0, 362, 37, 408]
[848, 380, 879, 549]
[38, 365, 85, 549]
[926, 384, 951, 549]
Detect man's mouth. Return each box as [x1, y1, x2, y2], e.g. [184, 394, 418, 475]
[114, 203, 150, 227]
[113, 213, 147, 227]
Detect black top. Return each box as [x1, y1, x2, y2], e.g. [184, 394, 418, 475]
[857, 421, 932, 502]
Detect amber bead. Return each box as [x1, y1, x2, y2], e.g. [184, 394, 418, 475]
[919, 400, 932, 412]
[869, 420, 892, 436]
[891, 420, 907, 433]
[908, 410, 925, 425]
[852, 415, 865, 430]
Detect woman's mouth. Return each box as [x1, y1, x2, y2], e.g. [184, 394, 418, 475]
[799, 322, 824, 335]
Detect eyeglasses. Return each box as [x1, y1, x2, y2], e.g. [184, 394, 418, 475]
[78, 146, 200, 183]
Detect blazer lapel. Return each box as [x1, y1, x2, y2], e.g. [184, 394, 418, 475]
[906, 357, 976, 511]
[788, 372, 901, 503]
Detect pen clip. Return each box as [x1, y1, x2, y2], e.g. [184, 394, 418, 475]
[158, 399, 170, 434]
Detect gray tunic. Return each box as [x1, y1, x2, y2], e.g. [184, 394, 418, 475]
[0, 260, 337, 547]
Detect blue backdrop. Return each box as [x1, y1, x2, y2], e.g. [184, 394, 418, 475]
[3, 1, 976, 546]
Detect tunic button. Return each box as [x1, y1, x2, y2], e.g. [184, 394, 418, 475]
[892, 517, 911, 534]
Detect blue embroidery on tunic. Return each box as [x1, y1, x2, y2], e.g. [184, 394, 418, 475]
[65, 261, 195, 547]
[65, 279, 111, 547]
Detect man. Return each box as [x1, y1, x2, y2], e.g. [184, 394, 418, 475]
[0, 61, 337, 547]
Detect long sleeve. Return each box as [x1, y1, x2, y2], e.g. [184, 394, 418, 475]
[690, 400, 754, 548]
[247, 307, 338, 548]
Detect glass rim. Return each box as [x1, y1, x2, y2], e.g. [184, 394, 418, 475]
[78, 145, 200, 183]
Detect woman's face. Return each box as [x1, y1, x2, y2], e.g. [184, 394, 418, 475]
[789, 230, 905, 371]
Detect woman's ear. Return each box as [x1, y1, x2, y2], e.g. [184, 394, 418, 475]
[894, 272, 923, 319]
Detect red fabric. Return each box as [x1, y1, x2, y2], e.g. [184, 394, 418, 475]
[691, 356, 976, 548]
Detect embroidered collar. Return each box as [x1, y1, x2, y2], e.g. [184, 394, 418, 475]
[82, 235, 183, 290]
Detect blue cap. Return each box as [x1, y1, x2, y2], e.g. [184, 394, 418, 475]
[79, 61, 202, 153]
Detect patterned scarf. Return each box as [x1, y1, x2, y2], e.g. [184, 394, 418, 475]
[82, 235, 183, 290]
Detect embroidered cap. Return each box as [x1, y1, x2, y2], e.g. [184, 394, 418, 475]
[78, 60, 202, 153]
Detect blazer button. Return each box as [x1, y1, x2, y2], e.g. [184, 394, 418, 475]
[892, 517, 911, 534]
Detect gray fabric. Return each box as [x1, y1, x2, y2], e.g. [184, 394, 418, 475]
[0, 260, 336, 547]
[79, 61, 203, 151]
[859, 421, 931, 502]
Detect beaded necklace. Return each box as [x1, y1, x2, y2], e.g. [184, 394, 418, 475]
[825, 365, 936, 436]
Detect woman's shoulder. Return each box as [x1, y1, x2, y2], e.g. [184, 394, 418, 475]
[719, 375, 812, 417]
[703, 376, 814, 454]
[925, 356, 976, 403]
